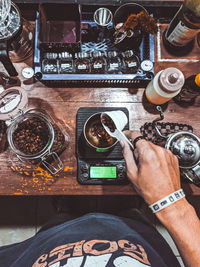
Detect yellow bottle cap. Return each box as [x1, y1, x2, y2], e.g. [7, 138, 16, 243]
[195, 74, 200, 87]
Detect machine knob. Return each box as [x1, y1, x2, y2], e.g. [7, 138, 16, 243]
[81, 164, 89, 172]
[118, 173, 124, 180]
[117, 164, 124, 172]
[82, 173, 89, 179]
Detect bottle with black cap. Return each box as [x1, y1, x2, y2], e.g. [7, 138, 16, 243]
[175, 73, 200, 102]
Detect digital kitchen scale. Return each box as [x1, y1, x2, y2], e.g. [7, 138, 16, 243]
[76, 107, 129, 185]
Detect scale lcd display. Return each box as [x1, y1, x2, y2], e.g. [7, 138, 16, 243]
[90, 166, 117, 179]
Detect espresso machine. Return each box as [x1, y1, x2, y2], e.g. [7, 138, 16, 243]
[0, 0, 34, 76]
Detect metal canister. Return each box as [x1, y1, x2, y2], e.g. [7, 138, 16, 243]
[165, 131, 200, 186]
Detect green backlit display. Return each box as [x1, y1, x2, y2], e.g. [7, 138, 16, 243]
[90, 166, 117, 179]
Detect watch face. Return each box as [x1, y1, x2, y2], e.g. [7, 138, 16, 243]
[141, 60, 153, 72]
[22, 67, 34, 79]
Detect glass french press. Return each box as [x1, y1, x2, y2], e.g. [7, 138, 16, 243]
[0, 0, 34, 76]
[0, 86, 66, 174]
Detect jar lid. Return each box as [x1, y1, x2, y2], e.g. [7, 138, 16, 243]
[0, 87, 28, 120]
[122, 50, 134, 58]
[165, 131, 200, 169]
[93, 51, 102, 58]
[158, 68, 185, 93]
[107, 51, 118, 58]
[75, 52, 88, 59]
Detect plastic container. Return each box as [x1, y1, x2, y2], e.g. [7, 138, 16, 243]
[145, 67, 185, 105]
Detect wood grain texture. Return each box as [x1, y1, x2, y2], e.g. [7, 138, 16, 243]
[0, 17, 200, 196]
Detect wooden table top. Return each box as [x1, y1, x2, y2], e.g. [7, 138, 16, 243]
[0, 13, 200, 196]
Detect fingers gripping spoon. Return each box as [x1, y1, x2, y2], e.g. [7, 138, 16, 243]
[101, 111, 135, 150]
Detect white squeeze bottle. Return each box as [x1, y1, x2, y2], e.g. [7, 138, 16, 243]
[145, 67, 185, 105]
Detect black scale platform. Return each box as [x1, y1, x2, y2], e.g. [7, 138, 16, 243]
[76, 107, 129, 185]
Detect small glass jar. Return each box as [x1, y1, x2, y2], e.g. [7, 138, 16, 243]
[0, 87, 65, 174]
[90, 51, 106, 74]
[42, 59, 59, 74]
[121, 50, 140, 73]
[74, 52, 90, 74]
[60, 52, 74, 74]
[106, 51, 121, 74]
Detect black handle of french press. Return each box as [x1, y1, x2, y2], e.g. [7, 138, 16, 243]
[0, 41, 18, 77]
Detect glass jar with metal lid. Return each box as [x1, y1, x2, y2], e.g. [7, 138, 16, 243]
[75, 52, 90, 74]
[0, 86, 64, 174]
[90, 51, 106, 74]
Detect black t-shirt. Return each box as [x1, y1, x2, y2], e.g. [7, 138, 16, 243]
[0, 213, 181, 267]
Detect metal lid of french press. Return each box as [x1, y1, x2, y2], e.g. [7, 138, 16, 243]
[165, 131, 200, 169]
[0, 2, 21, 41]
[0, 86, 28, 120]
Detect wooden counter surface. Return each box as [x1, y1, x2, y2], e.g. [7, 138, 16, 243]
[0, 19, 200, 196]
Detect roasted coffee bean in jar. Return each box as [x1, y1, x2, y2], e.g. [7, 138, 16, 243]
[90, 51, 106, 73]
[121, 50, 140, 73]
[51, 124, 66, 154]
[12, 117, 50, 155]
[75, 52, 90, 74]
[107, 51, 121, 74]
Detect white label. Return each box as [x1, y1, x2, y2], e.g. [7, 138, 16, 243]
[78, 64, 87, 70]
[61, 63, 71, 68]
[110, 63, 119, 68]
[127, 61, 137, 68]
[94, 63, 102, 69]
[167, 21, 200, 46]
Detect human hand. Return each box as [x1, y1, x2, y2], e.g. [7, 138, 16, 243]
[120, 130, 181, 205]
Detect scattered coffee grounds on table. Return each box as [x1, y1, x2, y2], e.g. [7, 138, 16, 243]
[12, 117, 50, 155]
[101, 114, 116, 132]
[90, 122, 116, 148]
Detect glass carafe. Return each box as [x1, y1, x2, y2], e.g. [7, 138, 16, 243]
[0, 1, 34, 76]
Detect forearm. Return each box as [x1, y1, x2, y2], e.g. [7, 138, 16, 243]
[156, 198, 200, 267]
